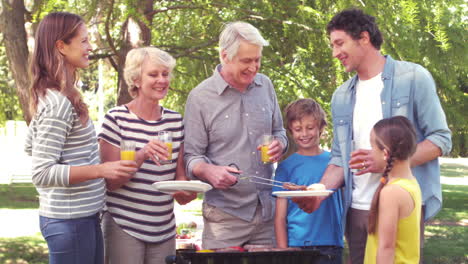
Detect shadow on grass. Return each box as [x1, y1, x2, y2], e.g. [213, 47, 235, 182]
[424, 225, 468, 264]
[440, 163, 468, 178]
[432, 185, 468, 222]
[0, 235, 48, 264]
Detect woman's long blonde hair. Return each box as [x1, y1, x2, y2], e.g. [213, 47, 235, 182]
[29, 12, 89, 124]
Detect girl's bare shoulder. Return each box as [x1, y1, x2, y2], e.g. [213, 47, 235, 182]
[380, 183, 412, 203]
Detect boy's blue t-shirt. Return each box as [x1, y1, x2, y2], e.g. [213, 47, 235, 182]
[272, 151, 344, 247]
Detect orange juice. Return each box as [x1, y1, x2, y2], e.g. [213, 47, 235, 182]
[165, 142, 173, 160]
[261, 145, 271, 164]
[120, 150, 136, 161]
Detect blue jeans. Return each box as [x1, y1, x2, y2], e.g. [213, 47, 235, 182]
[40, 213, 104, 264]
[301, 246, 343, 264]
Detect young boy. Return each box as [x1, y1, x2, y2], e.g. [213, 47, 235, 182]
[273, 98, 344, 263]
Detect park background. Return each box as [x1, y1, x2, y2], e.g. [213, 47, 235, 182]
[0, 0, 466, 263]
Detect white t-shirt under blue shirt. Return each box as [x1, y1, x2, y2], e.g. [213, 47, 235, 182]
[352, 73, 384, 210]
[272, 152, 344, 247]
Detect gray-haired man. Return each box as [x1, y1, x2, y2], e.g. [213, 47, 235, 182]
[184, 21, 288, 249]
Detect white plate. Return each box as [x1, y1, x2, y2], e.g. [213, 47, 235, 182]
[152, 180, 212, 194]
[273, 190, 333, 198]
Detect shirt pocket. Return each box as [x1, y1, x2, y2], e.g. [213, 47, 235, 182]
[210, 110, 237, 143]
[391, 96, 410, 116]
[249, 106, 270, 134]
[333, 115, 351, 144]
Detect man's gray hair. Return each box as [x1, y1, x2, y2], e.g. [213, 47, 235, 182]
[219, 21, 269, 63]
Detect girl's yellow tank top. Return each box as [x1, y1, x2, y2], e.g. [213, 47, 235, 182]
[364, 178, 422, 264]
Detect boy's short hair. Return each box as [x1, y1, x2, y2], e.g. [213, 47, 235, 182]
[284, 98, 327, 132]
[326, 8, 383, 50]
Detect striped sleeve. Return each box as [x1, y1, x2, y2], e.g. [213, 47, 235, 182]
[30, 97, 73, 187]
[98, 110, 122, 148]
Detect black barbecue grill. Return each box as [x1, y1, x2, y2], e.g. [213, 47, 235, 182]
[165, 248, 332, 264]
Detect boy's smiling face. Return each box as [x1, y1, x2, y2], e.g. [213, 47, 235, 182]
[289, 115, 323, 156]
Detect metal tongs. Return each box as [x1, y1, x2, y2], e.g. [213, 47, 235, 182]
[228, 163, 299, 189]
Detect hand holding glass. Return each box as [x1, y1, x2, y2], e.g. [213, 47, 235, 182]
[158, 131, 172, 164]
[120, 141, 136, 161]
[260, 134, 274, 164]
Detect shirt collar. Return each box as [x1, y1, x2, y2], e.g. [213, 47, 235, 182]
[348, 54, 394, 91]
[381, 55, 394, 81]
[213, 64, 262, 95]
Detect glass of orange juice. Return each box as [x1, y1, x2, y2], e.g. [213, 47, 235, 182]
[349, 140, 358, 173]
[120, 141, 136, 161]
[260, 134, 274, 164]
[158, 131, 172, 164]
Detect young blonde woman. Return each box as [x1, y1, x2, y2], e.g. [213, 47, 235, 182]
[25, 12, 137, 264]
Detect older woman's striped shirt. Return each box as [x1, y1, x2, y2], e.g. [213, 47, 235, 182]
[24, 89, 105, 219]
[98, 105, 184, 243]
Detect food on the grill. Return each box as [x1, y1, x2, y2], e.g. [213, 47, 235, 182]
[247, 246, 302, 252]
[306, 183, 326, 191]
[271, 247, 302, 251]
[243, 244, 274, 252]
[214, 246, 245, 252]
[196, 249, 215, 253]
[282, 182, 307, 190]
[247, 247, 273, 252]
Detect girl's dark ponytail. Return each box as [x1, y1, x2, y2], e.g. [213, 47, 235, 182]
[368, 154, 395, 234]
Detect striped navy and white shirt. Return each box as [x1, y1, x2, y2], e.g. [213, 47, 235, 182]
[24, 89, 105, 219]
[98, 105, 184, 243]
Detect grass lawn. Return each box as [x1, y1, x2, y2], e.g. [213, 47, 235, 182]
[424, 184, 468, 263]
[440, 162, 468, 178]
[432, 184, 468, 223]
[0, 160, 467, 263]
[424, 225, 468, 264]
[0, 235, 48, 264]
[0, 184, 38, 209]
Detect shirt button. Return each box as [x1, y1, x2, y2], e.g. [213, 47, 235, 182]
[255, 171, 259, 174]
[382, 101, 386, 105]
[245, 113, 249, 117]
[249, 132, 252, 135]
[397, 102, 400, 106]
[225, 115, 229, 118]
[252, 152, 256, 155]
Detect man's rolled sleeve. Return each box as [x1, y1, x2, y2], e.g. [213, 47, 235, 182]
[183, 92, 212, 180]
[413, 66, 452, 156]
[186, 156, 212, 180]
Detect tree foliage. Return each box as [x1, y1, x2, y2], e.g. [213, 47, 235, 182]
[0, 0, 466, 156]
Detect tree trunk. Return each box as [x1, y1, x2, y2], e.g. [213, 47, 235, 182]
[116, 43, 133, 106]
[116, 0, 154, 105]
[0, 0, 31, 123]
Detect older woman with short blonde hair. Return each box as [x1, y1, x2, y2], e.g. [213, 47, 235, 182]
[124, 47, 176, 98]
[98, 46, 195, 264]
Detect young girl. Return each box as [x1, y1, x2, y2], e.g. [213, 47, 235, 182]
[25, 12, 137, 264]
[364, 116, 422, 263]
